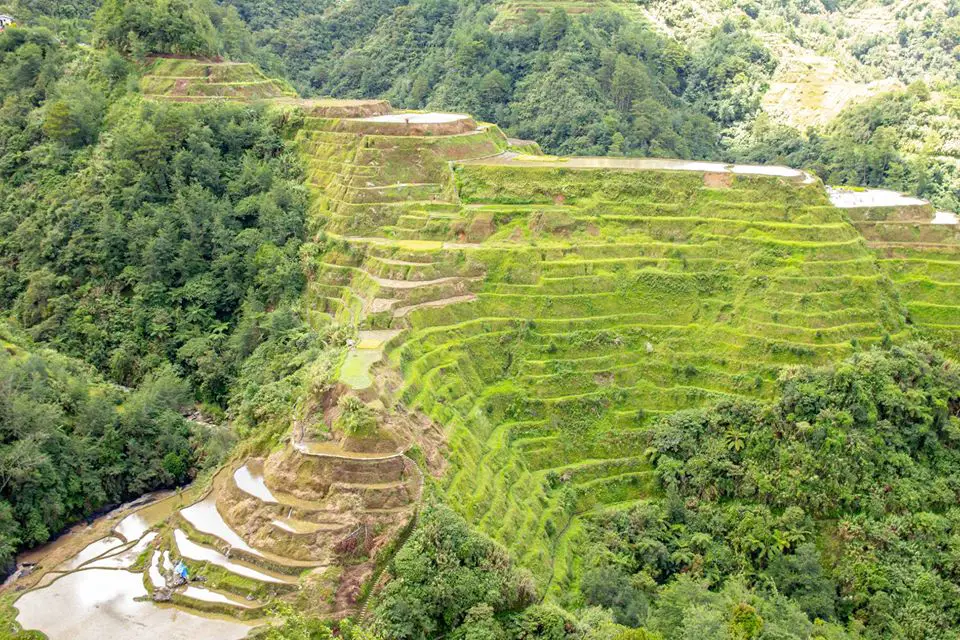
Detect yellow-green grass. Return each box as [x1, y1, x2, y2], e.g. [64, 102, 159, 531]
[872, 244, 960, 357]
[295, 114, 914, 599]
[141, 59, 295, 101]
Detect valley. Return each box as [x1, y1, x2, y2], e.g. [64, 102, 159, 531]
[5, 57, 958, 637]
[0, 0, 958, 636]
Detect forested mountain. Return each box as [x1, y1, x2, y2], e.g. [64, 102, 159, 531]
[0, 0, 301, 574]
[0, 322, 224, 570]
[0, 20, 306, 404]
[0, 1, 957, 640]
[208, 0, 960, 210]
[4, 0, 957, 207]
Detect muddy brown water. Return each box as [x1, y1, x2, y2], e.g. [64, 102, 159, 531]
[10, 480, 257, 640]
[10, 486, 202, 593]
[15, 569, 253, 640]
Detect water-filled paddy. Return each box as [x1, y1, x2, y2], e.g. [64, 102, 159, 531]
[173, 529, 291, 583]
[15, 569, 252, 640]
[233, 462, 277, 503]
[181, 497, 261, 556]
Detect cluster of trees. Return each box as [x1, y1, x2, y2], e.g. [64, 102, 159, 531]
[640, 0, 960, 87]
[0, 24, 307, 408]
[260, 344, 960, 640]
[731, 83, 960, 211]
[0, 2, 319, 574]
[94, 0, 223, 55]
[0, 6, 316, 573]
[0, 324, 222, 571]
[1, 2, 958, 636]
[581, 344, 960, 639]
[371, 504, 650, 640]
[91, 0, 268, 61]
[224, 0, 762, 158]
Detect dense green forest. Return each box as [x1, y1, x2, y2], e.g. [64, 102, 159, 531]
[0, 323, 223, 570]
[0, 1, 957, 639]
[0, 2, 305, 571]
[0, 20, 306, 406]
[733, 83, 960, 211]
[583, 345, 960, 639]
[4, 0, 957, 206]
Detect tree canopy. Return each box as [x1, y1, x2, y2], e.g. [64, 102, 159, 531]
[0, 324, 224, 570]
[582, 345, 960, 639]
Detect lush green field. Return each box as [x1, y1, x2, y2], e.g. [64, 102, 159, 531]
[297, 112, 917, 598]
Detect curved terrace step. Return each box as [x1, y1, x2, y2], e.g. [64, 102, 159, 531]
[178, 584, 260, 610]
[172, 529, 298, 585]
[393, 294, 478, 318]
[186, 474, 339, 570]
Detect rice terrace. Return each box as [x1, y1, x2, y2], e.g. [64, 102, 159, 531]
[0, 1, 959, 639]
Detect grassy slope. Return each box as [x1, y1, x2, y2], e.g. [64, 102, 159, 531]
[845, 207, 960, 359]
[296, 111, 921, 603]
[139, 58, 296, 101]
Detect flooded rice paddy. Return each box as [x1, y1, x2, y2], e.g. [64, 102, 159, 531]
[181, 497, 261, 556]
[12, 481, 256, 640]
[15, 569, 252, 640]
[173, 529, 291, 583]
[359, 112, 468, 124]
[460, 154, 814, 181]
[233, 463, 277, 503]
[827, 186, 928, 208]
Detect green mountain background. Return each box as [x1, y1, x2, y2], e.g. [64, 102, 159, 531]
[0, 1, 957, 640]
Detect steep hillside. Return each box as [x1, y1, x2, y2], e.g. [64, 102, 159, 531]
[2, 0, 959, 633]
[831, 189, 960, 358]
[0, 322, 213, 571]
[489, 0, 646, 28]
[296, 110, 906, 596]
[6, 83, 960, 640]
[214, 0, 959, 213]
[140, 57, 296, 101]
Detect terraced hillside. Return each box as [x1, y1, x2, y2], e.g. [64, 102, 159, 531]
[20, 89, 957, 637]
[15, 437, 424, 633]
[491, 0, 644, 28]
[297, 108, 910, 602]
[833, 191, 960, 359]
[140, 58, 296, 101]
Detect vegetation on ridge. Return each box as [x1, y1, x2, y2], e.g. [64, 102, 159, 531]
[0, 1, 957, 639]
[218, 0, 958, 208]
[0, 24, 307, 405]
[0, 323, 224, 571]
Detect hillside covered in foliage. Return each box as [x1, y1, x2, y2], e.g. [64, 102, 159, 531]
[208, 0, 960, 210]
[0, 1, 956, 640]
[0, 21, 306, 406]
[0, 323, 223, 571]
